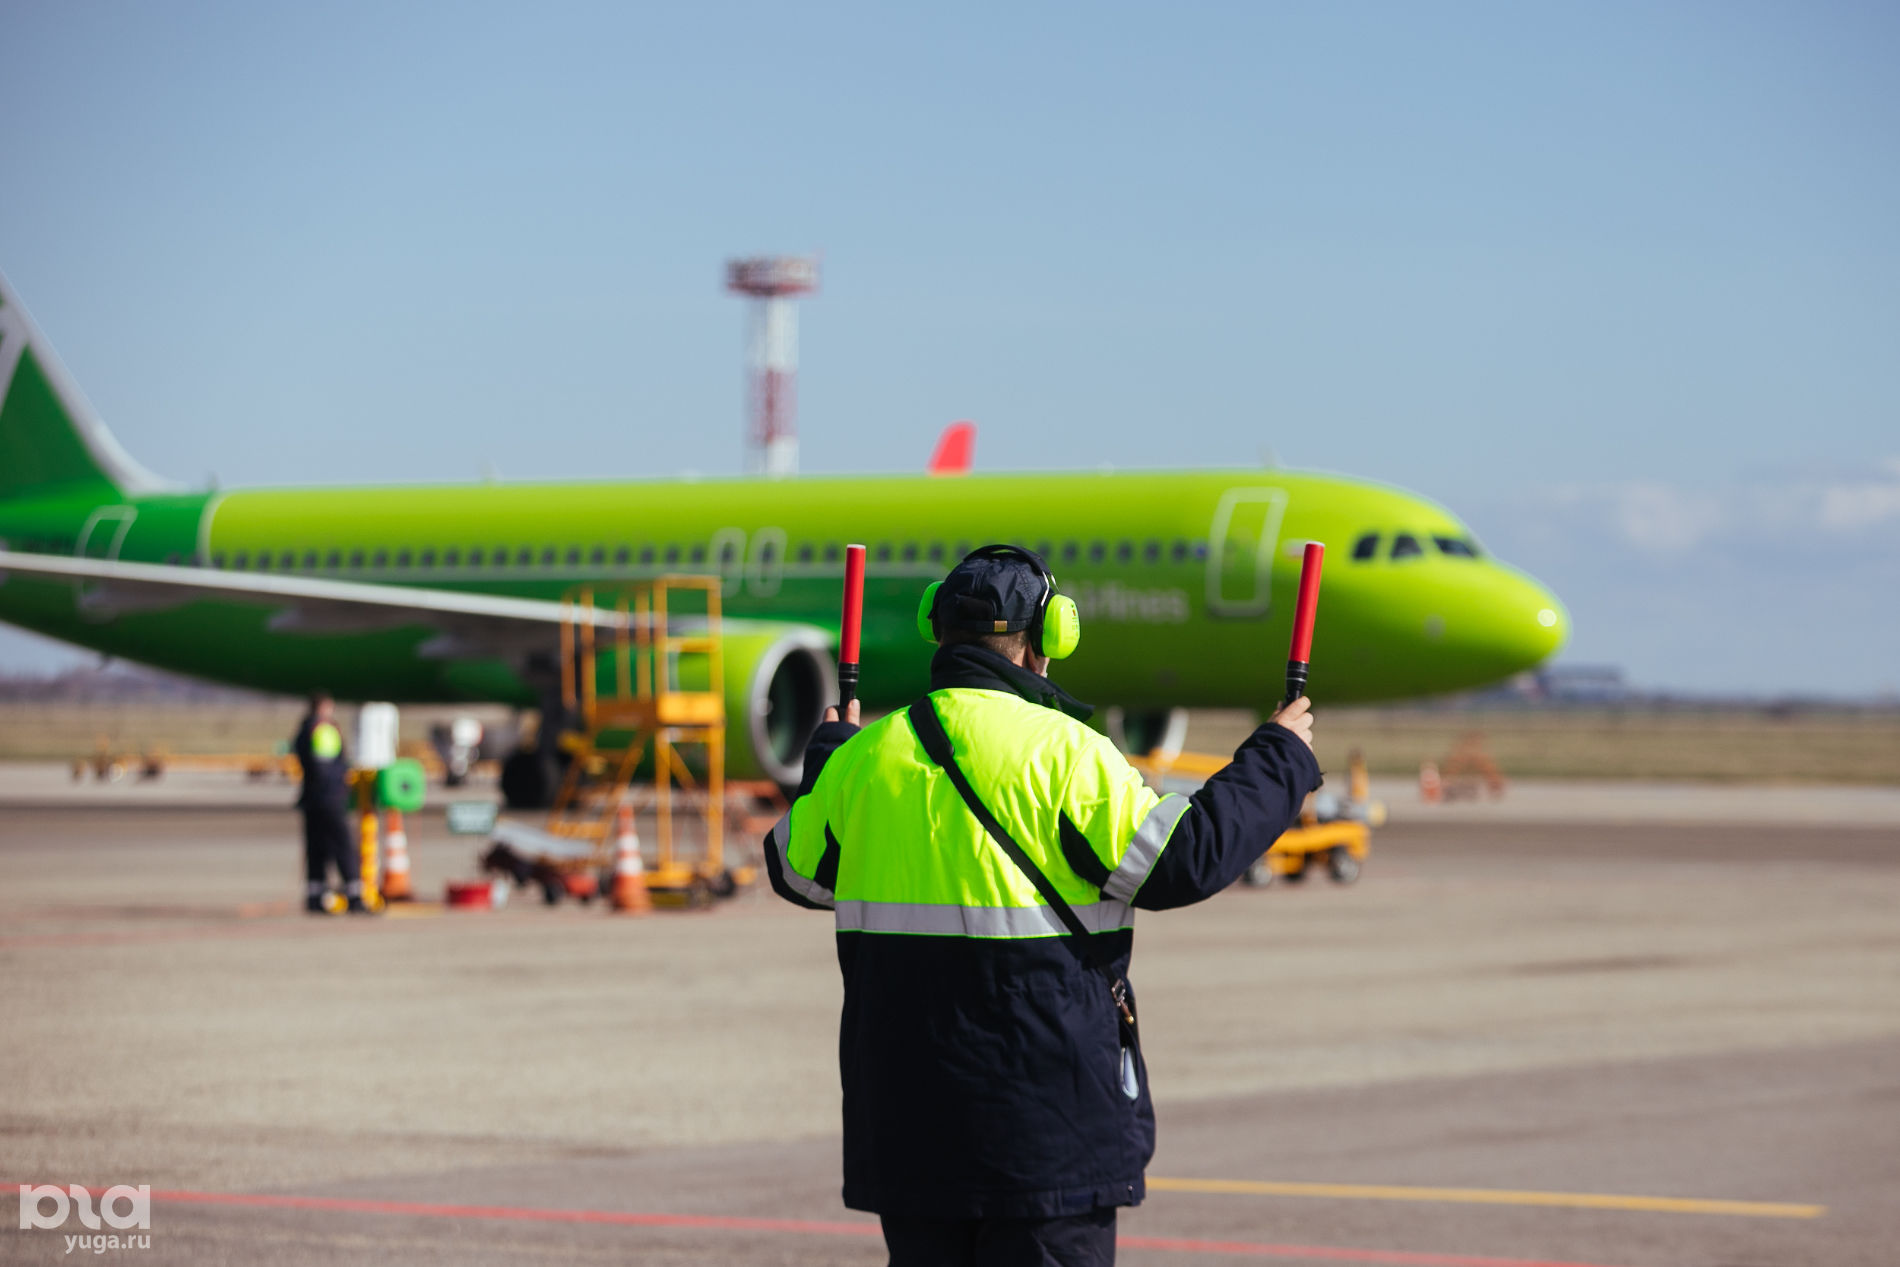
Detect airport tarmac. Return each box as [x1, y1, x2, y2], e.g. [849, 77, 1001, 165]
[1, 773, 1895, 1265]
[14, 759, 1900, 826]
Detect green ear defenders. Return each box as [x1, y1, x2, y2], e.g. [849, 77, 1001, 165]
[915, 583, 944, 644]
[915, 545, 1082, 660]
[1039, 589, 1082, 660]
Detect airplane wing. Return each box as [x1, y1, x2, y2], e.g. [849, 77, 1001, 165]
[0, 549, 649, 658]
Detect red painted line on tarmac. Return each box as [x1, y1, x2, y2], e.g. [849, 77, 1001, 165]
[110, 1188, 881, 1238]
[8, 1183, 1639, 1266]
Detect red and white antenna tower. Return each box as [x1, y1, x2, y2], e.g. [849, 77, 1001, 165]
[726, 255, 818, 477]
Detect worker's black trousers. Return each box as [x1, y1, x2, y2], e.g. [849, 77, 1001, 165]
[301, 804, 360, 887]
[880, 1209, 1117, 1267]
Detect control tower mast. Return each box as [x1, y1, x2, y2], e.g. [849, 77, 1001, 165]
[726, 256, 818, 477]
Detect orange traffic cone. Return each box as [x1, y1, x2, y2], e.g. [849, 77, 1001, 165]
[1349, 748, 1370, 806]
[381, 808, 413, 901]
[610, 803, 651, 914]
[1418, 760, 1443, 804]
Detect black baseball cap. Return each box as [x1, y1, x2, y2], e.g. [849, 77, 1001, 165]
[932, 545, 1053, 635]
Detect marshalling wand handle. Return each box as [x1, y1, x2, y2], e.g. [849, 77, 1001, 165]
[837, 543, 866, 710]
[1284, 542, 1325, 707]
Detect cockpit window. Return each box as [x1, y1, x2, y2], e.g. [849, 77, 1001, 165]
[1390, 533, 1424, 560]
[1434, 536, 1479, 558]
[1352, 533, 1380, 561]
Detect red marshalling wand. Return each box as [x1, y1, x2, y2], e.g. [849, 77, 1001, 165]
[837, 543, 866, 709]
[1284, 542, 1325, 707]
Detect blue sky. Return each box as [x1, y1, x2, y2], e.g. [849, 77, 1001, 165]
[2, 1, 1895, 693]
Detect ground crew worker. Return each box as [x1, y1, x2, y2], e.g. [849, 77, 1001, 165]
[764, 544, 1321, 1266]
[292, 692, 368, 914]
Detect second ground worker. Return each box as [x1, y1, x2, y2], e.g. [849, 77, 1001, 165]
[765, 544, 1322, 1266]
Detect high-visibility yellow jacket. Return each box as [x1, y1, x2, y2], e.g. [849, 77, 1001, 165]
[765, 644, 1321, 1219]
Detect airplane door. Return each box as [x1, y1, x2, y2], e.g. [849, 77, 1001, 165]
[72, 505, 138, 624]
[1205, 487, 1287, 619]
[76, 506, 137, 561]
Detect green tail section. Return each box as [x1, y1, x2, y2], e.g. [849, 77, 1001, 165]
[0, 270, 173, 501]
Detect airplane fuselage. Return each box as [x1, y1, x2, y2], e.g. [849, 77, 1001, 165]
[0, 469, 1567, 710]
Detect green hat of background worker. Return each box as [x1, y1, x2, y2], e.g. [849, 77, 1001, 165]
[311, 722, 343, 760]
[916, 544, 1081, 660]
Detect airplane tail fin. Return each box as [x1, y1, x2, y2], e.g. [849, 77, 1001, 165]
[927, 421, 976, 477]
[0, 271, 175, 501]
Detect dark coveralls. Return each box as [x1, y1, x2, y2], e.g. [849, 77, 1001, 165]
[293, 715, 358, 893]
[770, 644, 1323, 1266]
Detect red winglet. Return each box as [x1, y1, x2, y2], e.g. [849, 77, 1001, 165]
[927, 422, 976, 476]
[1288, 542, 1324, 663]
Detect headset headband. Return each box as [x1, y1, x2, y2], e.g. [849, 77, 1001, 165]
[961, 543, 1056, 606]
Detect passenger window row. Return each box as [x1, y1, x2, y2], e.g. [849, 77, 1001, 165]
[202, 538, 1216, 572]
[1350, 532, 1482, 562]
[209, 543, 715, 572]
[855, 539, 1209, 567]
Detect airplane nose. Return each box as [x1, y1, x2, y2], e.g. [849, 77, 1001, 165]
[1424, 568, 1569, 686]
[1499, 571, 1569, 673]
[1531, 586, 1570, 661]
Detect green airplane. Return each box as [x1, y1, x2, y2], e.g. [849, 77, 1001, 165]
[0, 271, 1567, 799]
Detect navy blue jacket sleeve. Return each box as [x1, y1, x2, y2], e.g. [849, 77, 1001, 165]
[763, 719, 860, 908]
[794, 720, 860, 797]
[1131, 723, 1323, 910]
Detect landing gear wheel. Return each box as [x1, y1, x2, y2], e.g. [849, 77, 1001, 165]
[709, 868, 738, 900]
[1241, 858, 1276, 888]
[1326, 847, 1362, 884]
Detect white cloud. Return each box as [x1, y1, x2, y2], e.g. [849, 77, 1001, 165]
[1529, 460, 1900, 556]
[1816, 457, 1900, 531]
[1606, 482, 1726, 554]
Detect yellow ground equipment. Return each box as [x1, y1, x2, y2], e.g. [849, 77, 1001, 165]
[484, 577, 752, 906]
[345, 768, 386, 914]
[1127, 746, 1382, 888]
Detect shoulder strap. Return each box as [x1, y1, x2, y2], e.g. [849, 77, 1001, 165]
[907, 694, 1139, 1037]
[906, 696, 1100, 947]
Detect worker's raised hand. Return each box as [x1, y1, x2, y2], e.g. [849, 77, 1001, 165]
[824, 700, 861, 726]
[1267, 696, 1314, 751]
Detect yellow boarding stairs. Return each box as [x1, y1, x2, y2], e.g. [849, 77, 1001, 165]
[529, 576, 737, 903]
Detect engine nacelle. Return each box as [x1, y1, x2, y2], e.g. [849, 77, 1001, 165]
[1104, 706, 1188, 760]
[719, 625, 837, 786]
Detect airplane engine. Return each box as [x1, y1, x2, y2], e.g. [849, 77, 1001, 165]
[719, 626, 838, 787]
[1105, 706, 1189, 760]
